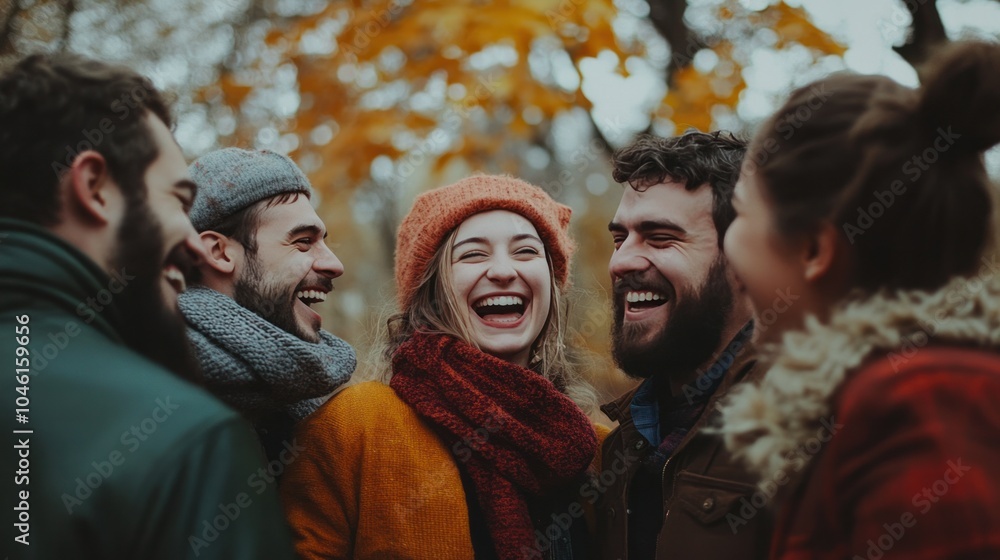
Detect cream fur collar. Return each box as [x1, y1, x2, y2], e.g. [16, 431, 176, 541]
[714, 258, 1000, 485]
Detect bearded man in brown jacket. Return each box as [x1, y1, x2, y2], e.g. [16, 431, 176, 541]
[597, 131, 774, 560]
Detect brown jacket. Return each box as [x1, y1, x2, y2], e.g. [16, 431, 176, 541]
[595, 332, 772, 560]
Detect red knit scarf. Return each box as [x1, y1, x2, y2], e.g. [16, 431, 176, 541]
[390, 331, 598, 560]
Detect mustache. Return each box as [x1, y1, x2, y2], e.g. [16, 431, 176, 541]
[612, 270, 674, 299]
[295, 275, 334, 293]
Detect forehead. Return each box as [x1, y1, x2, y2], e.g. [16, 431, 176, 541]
[613, 181, 715, 232]
[256, 195, 323, 232]
[453, 209, 540, 241]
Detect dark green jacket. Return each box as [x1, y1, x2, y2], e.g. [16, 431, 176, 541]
[1, 219, 295, 559]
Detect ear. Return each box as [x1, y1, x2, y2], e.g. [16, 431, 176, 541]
[802, 221, 840, 283]
[66, 151, 120, 225]
[198, 231, 240, 275]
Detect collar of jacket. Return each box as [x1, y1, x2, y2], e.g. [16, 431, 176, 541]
[601, 320, 760, 425]
[0, 218, 125, 342]
[715, 261, 1000, 485]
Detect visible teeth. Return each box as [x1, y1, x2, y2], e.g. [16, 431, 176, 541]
[295, 290, 327, 302]
[626, 291, 665, 303]
[165, 268, 186, 293]
[475, 295, 524, 308]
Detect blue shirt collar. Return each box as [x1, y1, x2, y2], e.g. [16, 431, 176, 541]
[629, 322, 754, 446]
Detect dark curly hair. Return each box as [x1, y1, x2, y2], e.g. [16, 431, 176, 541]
[0, 52, 172, 225]
[611, 130, 747, 247]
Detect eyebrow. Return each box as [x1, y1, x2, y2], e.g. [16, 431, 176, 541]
[452, 233, 543, 250]
[608, 219, 687, 235]
[287, 224, 327, 240]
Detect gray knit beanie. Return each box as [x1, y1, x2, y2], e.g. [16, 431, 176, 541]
[188, 148, 314, 232]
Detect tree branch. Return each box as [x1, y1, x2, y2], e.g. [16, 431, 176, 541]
[57, 0, 76, 52]
[893, 0, 948, 77]
[645, 0, 706, 85]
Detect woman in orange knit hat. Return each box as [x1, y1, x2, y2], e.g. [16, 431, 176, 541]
[282, 174, 603, 560]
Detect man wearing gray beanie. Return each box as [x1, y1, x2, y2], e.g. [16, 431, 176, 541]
[179, 147, 357, 467]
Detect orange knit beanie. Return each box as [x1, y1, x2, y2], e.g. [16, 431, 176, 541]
[395, 174, 574, 311]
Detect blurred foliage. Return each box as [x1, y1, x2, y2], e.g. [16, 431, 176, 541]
[207, 0, 844, 183]
[4, 0, 852, 403]
[196, 0, 845, 401]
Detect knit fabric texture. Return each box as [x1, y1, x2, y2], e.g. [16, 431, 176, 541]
[282, 381, 477, 559]
[390, 332, 598, 560]
[178, 286, 356, 421]
[281, 380, 611, 560]
[188, 148, 314, 232]
[394, 174, 574, 311]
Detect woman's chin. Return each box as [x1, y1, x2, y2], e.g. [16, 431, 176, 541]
[476, 340, 532, 367]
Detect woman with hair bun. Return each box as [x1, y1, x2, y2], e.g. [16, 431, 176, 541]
[281, 175, 602, 560]
[716, 41, 1000, 558]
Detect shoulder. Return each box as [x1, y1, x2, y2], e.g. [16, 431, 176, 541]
[30, 321, 242, 443]
[307, 381, 412, 424]
[297, 381, 433, 444]
[599, 384, 641, 424]
[838, 345, 1000, 419]
[287, 381, 458, 491]
[822, 345, 1000, 479]
[809, 346, 1000, 550]
[98, 349, 242, 430]
[326, 380, 404, 409]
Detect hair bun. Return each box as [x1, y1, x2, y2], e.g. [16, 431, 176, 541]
[917, 41, 1000, 155]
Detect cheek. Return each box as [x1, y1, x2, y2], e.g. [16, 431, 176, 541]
[729, 217, 779, 271]
[261, 251, 309, 285]
[647, 250, 693, 288]
[724, 221, 752, 276]
[740, 233, 797, 312]
[449, 265, 479, 301]
[526, 263, 552, 312]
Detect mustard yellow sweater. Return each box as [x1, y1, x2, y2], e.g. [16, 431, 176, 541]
[281, 381, 607, 560]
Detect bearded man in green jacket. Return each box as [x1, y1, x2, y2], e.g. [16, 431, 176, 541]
[0, 53, 295, 559]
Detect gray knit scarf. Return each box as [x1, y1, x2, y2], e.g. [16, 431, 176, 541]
[178, 286, 356, 421]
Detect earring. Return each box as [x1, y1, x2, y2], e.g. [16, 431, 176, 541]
[530, 349, 542, 365]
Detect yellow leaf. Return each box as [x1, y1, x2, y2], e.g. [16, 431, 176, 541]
[219, 73, 253, 107]
[769, 2, 846, 56]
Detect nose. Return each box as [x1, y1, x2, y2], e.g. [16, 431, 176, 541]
[608, 235, 651, 283]
[314, 242, 345, 279]
[723, 226, 737, 263]
[485, 254, 518, 284]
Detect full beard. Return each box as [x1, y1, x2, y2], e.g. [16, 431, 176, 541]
[111, 192, 204, 384]
[611, 256, 734, 381]
[233, 253, 318, 343]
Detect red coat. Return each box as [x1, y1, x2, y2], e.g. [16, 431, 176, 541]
[772, 346, 1000, 559]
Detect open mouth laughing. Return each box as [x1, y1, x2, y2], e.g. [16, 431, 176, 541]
[296, 289, 328, 305]
[164, 266, 187, 294]
[622, 287, 672, 321]
[291, 281, 333, 335]
[162, 243, 199, 298]
[472, 293, 529, 328]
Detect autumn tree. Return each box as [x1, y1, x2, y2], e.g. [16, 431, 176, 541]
[4, 0, 981, 400]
